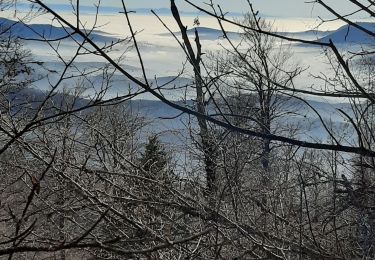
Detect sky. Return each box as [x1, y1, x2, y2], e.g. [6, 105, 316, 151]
[43, 0, 359, 18]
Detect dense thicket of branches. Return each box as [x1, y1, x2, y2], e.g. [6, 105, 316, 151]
[1, 0, 375, 259]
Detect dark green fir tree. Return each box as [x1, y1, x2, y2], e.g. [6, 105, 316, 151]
[140, 135, 168, 178]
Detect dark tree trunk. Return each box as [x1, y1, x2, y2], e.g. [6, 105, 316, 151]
[171, 0, 217, 194]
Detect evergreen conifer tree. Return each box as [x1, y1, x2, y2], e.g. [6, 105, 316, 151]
[140, 135, 168, 178]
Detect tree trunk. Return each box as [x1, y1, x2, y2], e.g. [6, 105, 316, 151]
[171, 0, 217, 194]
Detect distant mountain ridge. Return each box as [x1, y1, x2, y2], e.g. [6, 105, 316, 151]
[0, 17, 119, 43]
[9, 86, 350, 117]
[2, 16, 373, 45]
[280, 29, 332, 40]
[10, 3, 243, 16]
[6, 86, 353, 145]
[159, 26, 240, 40]
[317, 22, 375, 44]
[161, 26, 337, 42]
[180, 23, 375, 45]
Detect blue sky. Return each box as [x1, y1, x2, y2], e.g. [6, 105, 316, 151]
[44, 0, 357, 18]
